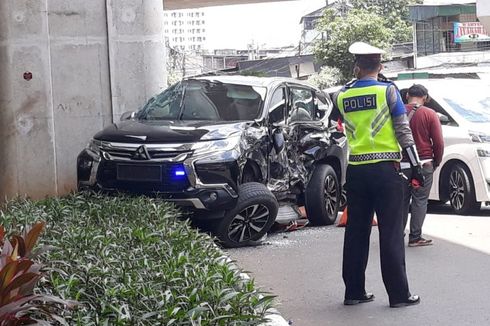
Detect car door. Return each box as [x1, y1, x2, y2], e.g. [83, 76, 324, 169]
[286, 84, 329, 189]
[267, 84, 291, 194]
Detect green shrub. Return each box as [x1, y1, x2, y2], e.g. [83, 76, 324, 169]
[1, 193, 274, 325]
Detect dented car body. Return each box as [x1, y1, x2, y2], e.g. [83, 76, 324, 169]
[77, 76, 347, 247]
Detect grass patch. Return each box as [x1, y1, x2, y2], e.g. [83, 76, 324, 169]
[1, 192, 274, 325]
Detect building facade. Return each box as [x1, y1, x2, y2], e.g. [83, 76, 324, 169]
[410, 2, 490, 56]
[477, 0, 490, 31]
[163, 9, 207, 52]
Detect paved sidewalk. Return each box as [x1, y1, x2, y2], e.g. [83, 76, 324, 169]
[227, 207, 490, 326]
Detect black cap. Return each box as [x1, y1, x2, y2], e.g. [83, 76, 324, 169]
[407, 84, 429, 98]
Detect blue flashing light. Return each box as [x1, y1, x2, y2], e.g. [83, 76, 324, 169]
[175, 170, 186, 176]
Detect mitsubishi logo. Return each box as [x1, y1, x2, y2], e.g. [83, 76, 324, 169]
[133, 145, 151, 160]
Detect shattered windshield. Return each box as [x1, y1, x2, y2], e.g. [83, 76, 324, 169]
[138, 79, 266, 121]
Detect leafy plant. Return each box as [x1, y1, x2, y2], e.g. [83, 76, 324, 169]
[314, 0, 423, 82]
[1, 193, 275, 325]
[0, 223, 76, 325]
[315, 9, 392, 82]
[307, 66, 342, 90]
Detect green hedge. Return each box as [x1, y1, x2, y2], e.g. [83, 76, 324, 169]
[1, 192, 274, 325]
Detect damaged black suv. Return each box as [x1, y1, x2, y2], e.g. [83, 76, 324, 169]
[77, 76, 347, 247]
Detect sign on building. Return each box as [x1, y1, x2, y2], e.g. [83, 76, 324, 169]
[453, 22, 490, 43]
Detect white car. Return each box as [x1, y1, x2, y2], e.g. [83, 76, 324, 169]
[396, 78, 490, 214]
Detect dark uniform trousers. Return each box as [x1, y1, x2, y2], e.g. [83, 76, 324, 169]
[343, 161, 411, 304]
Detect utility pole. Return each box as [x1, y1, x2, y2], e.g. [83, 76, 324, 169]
[412, 22, 418, 69]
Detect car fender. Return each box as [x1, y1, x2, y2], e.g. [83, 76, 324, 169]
[431, 144, 489, 203]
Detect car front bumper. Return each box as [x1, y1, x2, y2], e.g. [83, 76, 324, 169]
[77, 148, 239, 211]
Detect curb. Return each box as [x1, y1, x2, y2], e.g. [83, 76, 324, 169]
[218, 254, 289, 326]
[238, 272, 289, 326]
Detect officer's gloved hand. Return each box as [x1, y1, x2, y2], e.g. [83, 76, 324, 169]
[405, 144, 425, 189]
[411, 165, 425, 188]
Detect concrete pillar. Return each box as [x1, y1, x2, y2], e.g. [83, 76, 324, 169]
[0, 0, 166, 200]
[106, 0, 166, 118]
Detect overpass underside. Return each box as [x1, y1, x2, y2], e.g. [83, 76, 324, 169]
[164, 0, 292, 10]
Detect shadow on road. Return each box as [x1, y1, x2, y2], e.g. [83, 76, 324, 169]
[228, 225, 490, 326]
[427, 202, 490, 216]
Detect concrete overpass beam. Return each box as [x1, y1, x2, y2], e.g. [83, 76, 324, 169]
[163, 0, 293, 10]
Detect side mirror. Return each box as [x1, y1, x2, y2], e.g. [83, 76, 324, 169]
[437, 113, 449, 124]
[120, 111, 136, 121]
[272, 128, 285, 154]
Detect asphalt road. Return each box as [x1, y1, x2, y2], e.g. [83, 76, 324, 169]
[226, 205, 490, 326]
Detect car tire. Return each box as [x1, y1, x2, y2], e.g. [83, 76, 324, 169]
[448, 163, 481, 214]
[214, 182, 278, 248]
[305, 164, 340, 226]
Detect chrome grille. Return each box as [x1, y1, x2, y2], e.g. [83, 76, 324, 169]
[99, 141, 193, 162]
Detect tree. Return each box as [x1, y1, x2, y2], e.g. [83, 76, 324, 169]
[315, 9, 392, 82]
[350, 0, 421, 21]
[307, 66, 341, 90]
[349, 0, 423, 43]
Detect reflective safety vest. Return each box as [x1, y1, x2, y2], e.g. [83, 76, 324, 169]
[337, 83, 401, 165]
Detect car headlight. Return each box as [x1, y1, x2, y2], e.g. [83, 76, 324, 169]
[192, 136, 242, 156]
[87, 139, 102, 155]
[469, 131, 490, 143]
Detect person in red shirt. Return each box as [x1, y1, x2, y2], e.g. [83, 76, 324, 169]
[402, 84, 444, 247]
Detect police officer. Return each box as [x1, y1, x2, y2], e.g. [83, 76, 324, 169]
[333, 42, 424, 308]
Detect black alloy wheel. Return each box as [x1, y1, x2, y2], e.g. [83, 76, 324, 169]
[324, 174, 338, 217]
[215, 182, 278, 248]
[227, 204, 270, 244]
[448, 163, 481, 214]
[305, 164, 340, 225]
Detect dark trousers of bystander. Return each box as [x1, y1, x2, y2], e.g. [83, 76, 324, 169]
[343, 161, 412, 305]
[402, 164, 434, 242]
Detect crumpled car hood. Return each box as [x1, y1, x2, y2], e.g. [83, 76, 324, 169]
[94, 120, 247, 143]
